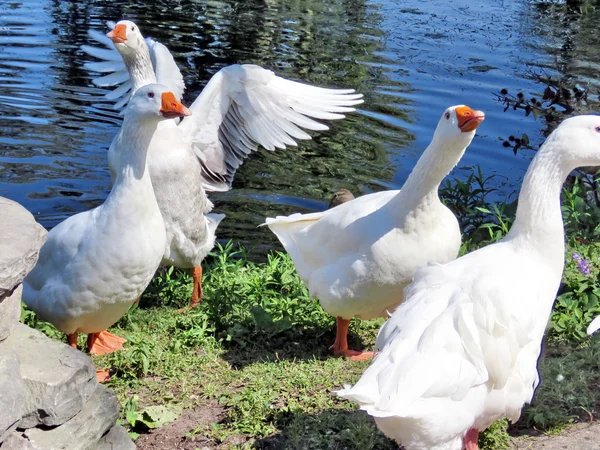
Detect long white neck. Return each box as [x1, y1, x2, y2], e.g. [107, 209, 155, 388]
[506, 139, 569, 265]
[103, 115, 159, 209]
[123, 41, 156, 94]
[391, 135, 469, 211]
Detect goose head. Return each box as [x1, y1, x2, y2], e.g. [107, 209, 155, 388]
[106, 20, 145, 56]
[126, 84, 191, 121]
[544, 115, 600, 169]
[431, 105, 485, 151]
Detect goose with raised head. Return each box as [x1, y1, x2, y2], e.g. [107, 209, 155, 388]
[337, 115, 600, 450]
[22, 85, 191, 379]
[265, 105, 485, 360]
[83, 20, 363, 308]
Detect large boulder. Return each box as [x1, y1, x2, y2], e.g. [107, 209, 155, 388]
[0, 348, 24, 443]
[0, 197, 47, 298]
[96, 424, 136, 450]
[0, 284, 23, 342]
[23, 385, 119, 450]
[1, 432, 39, 450]
[4, 324, 96, 429]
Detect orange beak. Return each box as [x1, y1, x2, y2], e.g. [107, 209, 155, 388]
[106, 24, 127, 44]
[160, 92, 192, 119]
[456, 106, 485, 132]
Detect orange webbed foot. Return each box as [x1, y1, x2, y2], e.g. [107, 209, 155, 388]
[96, 369, 111, 383]
[87, 331, 127, 356]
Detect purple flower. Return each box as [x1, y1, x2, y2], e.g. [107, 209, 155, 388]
[572, 253, 591, 276]
[577, 258, 591, 277]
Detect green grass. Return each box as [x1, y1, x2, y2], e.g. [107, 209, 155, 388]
[21, 171, 600, 449]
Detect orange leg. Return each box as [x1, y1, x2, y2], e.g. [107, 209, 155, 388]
[328, 317, 374, 361]
[67, 332, 78, 349]
[86, 330, 127, 356]
[190, 266, 203, 307]
[464, 428, 479, 450]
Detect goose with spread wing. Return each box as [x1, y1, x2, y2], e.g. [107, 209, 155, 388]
[265, 105, 485, 360]
[22, 85, 191, 380]
[338, 115, 600, 450]
[82, 20, 363, 307]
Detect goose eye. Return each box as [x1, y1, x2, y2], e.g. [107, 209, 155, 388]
[445, 112, 450, 120]
[147, 92, 154, 99]
[595, 126, 600, 133]
[131, 26, 135, 31]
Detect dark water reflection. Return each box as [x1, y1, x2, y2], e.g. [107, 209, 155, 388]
[0, 0, 599, 254]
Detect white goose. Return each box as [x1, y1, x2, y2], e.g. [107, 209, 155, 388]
[337, 115, 600, 450]
[265, 105, 485, 359]
[82, 20, 363, 307]
[22, 85, 191, 378]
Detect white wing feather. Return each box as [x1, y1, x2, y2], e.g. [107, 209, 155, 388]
[339, 246, 546, 429]
[178, 64, 363, 192]
[146, 37, 185, 101]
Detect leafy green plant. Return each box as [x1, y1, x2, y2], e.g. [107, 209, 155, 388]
[478, 419, 510, 450]
[550, 242, 600, 342]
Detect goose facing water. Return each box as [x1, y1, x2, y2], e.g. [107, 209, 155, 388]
[337, 114, 600, 450]
[265, 105, 485, 360]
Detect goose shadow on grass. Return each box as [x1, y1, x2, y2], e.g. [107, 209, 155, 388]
[252, 408, 398, 450]
[216, 313, 373, 369]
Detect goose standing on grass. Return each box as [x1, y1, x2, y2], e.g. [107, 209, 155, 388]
[265, 105, 485, 360]
[337, 115, 600, 450]
[82, 20, 363, 308]
[22, 85, 191, 380]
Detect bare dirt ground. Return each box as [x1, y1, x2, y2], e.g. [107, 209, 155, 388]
[511, 422, 600, 450]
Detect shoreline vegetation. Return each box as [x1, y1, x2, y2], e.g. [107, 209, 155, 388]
[21, 168, 600, 449]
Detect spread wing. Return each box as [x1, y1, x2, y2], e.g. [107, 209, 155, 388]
[178, 64, 363, 192]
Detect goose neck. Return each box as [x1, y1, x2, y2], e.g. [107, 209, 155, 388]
[506, 147, 569, 261]
[112, 115, 159, 184]
[124, 41, 156, 92]
[394, 139, 467, 208]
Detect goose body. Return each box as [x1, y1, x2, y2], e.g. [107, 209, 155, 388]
[338, 114, 600, 450]
[265, 106, 485, 358]
[84, 20, 362, 306]
[22, 85, 191, 357]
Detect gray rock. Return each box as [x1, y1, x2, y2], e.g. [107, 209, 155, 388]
[24, 385, 119, 450]
[4, 324, 96, 429]
[1, 431, 41, 450]
[0, 197, 47, 298]
[0, 347, 24, 443]
[0, 284, 23, 341]
[96, 425, 136, 450]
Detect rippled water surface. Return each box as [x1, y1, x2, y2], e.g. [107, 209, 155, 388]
[1, 0, 599, 252]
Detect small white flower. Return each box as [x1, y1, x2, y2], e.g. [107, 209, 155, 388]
[556, 374, 565, 382]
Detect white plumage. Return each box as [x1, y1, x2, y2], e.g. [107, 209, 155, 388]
[338, 114, 600, 450]
[82, 20, 363, 307]
[588, 315, 600, 335]
[265, 105, 485, 359]
[22, 85, 190, 357]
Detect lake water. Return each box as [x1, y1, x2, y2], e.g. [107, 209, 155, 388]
[0, 0, 598, 254]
